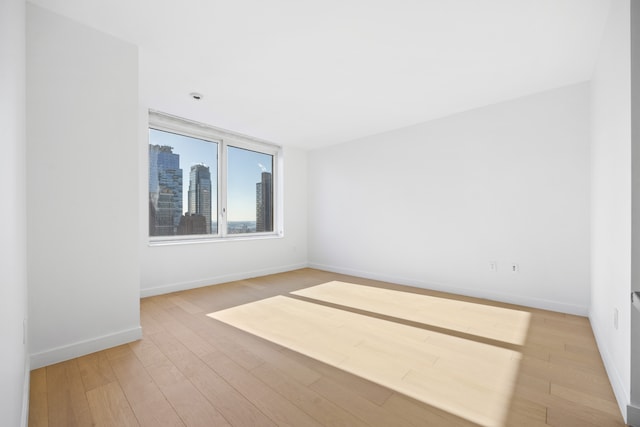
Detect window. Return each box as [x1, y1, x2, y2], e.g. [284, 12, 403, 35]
[148, 110, 281, 242]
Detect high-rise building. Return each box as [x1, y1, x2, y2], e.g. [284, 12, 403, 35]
[188, 164, 212, 234]
[177, 212, 207, 235]
[149, 145, 183, 235]
[256, 171, 273, 232]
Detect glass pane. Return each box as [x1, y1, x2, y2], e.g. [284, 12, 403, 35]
[149, 129, 218, 236]
[227, 146, 274, 234]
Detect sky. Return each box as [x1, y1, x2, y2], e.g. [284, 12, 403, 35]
[149, 128, 273, 221]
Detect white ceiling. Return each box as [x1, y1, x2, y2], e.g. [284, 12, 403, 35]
[30, 0, 612, 149]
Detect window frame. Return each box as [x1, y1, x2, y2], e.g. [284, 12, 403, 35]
[148, 110, 283, 244]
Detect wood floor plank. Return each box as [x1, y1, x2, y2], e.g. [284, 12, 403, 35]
[86, 381, 139, 427]
[564, 342, 601, 358]
[202, 350, 324, 427]
[104, 343, 135, 361]
[28, 368, 48, 427]
[251, 362, 370, 427]
[518, 353, 611, 390]
[132, 340, 229, 426]
[503, 397, 548, 427]
[151, 311, 217, 359]
[145, 358, 231, 427]
[45, 360, 94, 427]
[310, 376, 419, 427]
[194, 320, 267, 370]
[139, 309, 166, 336]
[166, 302, 326, 388]
[278, 346, 395, 406]
[250, 343, 323, 386]
[546, 402, 626, 427]
[148, 328, 277, 427]
[167, 294, 204, 314]
[150, 301, 272, 375]
[381, 393, 478, 427]
[108, 349, 185, 427]
[129, 337, 169, 368]
[514, 377, 624, 427]
[76, 351, 117, 392]
[549, 383, 621, 418]
[548, 352, 609, 377]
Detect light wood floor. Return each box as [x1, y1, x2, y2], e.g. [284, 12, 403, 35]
[28, 268, 627, 427]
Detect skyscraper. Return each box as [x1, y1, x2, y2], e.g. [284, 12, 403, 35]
[177, 212, 207, 235]
[256, 171, 273, 232]
[188, 164, 212, 234]
[149, 145, 183, 235]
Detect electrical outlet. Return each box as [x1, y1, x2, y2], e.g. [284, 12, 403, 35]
[614, 308, 619, 330]
[510, 263, 519, 273]
[489, 261, 497, 272]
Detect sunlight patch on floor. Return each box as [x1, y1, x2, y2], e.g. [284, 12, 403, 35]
[208, 288, 530, 427]
[293, 281, 531, 345]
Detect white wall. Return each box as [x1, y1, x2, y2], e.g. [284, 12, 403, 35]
[0, 0, 29, 424]
[631, 1, 640, 423]
[139, 142, 308, 296]
[590, 0, 632, 421]
[309, 83, 591, 315]
[27, 5, 141, 369]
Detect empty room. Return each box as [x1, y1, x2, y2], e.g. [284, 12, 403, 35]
[3, 0, 640, 426]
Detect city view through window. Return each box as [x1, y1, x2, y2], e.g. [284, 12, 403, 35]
[149, 128, 274, 237]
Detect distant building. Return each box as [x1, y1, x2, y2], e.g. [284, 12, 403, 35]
[178, 212, 207, 235]
[256, 171, 273, 232]
[148, 200, 156, 236]
[188, 164, 212, 234]
[149, 145, 183, 235]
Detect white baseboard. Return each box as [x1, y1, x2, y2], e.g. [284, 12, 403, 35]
[30, 326, 142, 370]
[140, 263, 309, 298]
[308, 263, 588, 316]
[589, 310, 629, 424]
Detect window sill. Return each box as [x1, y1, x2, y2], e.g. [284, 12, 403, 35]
[148, 231, 284, 247]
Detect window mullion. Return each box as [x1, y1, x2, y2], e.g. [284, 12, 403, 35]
[219, 140, 228, 237]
